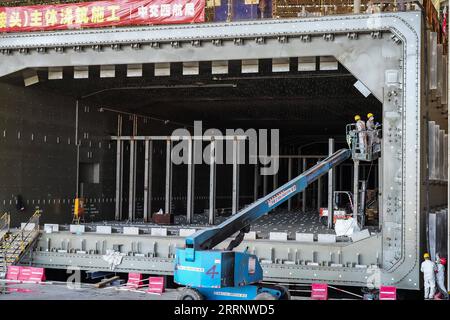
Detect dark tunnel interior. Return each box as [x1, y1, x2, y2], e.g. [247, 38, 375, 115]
[0, 58, 382, 224]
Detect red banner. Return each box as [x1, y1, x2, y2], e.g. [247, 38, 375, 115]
[0, 0, 205, 33]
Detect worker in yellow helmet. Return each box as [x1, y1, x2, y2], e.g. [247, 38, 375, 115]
[354, 115, 367, 154]
[421, 252, 436, 299]
[366, 113, 375, 149]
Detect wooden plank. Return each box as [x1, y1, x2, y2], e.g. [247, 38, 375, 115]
[95, 276, 120, 289]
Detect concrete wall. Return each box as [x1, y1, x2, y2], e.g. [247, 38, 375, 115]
[0, 83, 260, 225]
[0, 82, 77, 226]
[0, 82, 125, 226]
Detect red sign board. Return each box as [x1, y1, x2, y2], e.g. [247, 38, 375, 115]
[0, 0, 205, 33]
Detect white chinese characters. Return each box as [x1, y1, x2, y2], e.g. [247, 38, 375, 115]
[137, 2, 196, 19]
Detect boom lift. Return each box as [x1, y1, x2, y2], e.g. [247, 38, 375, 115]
[174, 149, 351, 300]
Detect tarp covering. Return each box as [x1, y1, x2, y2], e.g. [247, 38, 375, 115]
[0, 0, 205, 32]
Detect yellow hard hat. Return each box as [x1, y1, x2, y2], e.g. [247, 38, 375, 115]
[424, 253, 430, 259]
[367, 113, 374, 119]
[354, 115, 361, 121]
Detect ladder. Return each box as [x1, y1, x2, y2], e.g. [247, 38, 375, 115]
[0, 210, 41, 278]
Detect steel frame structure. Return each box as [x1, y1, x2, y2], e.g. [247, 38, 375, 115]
[1, 11, 426, 290]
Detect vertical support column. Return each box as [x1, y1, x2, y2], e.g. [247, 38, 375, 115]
[232, 137, 240, 214]
[263, 172, 268, 196]
[165, 139, 172, 214]
[447, 32, 450, 291]
[128, 115, 138, 221]
[187, 138, 195, 223]
[253, 164, 259, 201]
[353, 0, 361, 13]
[143, 139, 153, 222]
[353, 160, 360, 221]
[209, 139, 216, 224]
[75, 100, 80, 198]
[302, 158, 307, 212]
[287, 158, 293, 211]
[128, 139, 136, 221]
[378, 158, 383, 230]
[297, 147, 302, 206]
[317, 177, 322, 211]
[327, 138, 335, 229]
[374, 164, 378, 190]
[115, 115, 123, 220]
[273, 165, 278, 190]
[339, 166, 343, 191]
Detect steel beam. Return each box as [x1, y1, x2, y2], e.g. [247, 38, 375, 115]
[327, 138, 335, 228]
[288, 158, 293, 211]
[317, 177, 322, 212]
[302, 158, 307, 212]
[263, 172, 268, 196]
[232, 138, 240, 214]
[128, 140, 136, 221]
[353, 160, 359, 221]
[143, 140, 153, 222]
[448, 33, 450, 291]
[115, 116, 123, 220]
[187, 138, 195, 223]
[0, 14, 402, 101]
[253, 164, 259, 201]
[165, 139, 173, 214]
[273, 168, 278, 191]
[209, 139, 216, 224]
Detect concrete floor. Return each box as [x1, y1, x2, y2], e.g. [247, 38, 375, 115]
[0, 282, 180, 300]
[0, 282, 314, 300]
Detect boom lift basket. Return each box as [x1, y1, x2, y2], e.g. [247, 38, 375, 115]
[346, 124, 382, 162]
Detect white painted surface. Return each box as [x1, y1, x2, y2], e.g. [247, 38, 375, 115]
[295, 233, 315, 242]
[151, 228, 167, 236]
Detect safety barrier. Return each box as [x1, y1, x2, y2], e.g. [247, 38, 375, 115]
[379, 286, 397, 300]
[5, 265, 46, 283]
[147, 276, 165, 294]
[311, 283, 328, 300]
[126, 272, 143, 289]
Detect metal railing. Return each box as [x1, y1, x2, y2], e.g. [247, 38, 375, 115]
[346, 124, 382, 162]
[0, 213, 10, 237]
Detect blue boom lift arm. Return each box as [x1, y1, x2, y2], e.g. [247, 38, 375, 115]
[184, 148, 351, 256]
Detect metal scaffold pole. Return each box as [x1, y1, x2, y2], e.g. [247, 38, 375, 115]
[327, 138, 335, 229]
[209, 139, 216, 225]
[353, 160, 359, 221]
[447, 24, 450, 292]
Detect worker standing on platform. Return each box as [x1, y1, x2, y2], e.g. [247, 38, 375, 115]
[354, 115, 367, 154]
[436, 257, 449, 300]
[366, 113, 376, 151]
[421, 253, 436, 300]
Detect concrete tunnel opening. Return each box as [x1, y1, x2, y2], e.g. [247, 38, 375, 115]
[0, 56, 383, 236]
